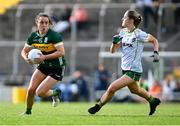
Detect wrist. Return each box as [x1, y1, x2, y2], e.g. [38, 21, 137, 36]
[154, 50, 159, 54]
[112, 41, 119, 44]
[112, 35, 120, 44]
[43, 55, 47, 60]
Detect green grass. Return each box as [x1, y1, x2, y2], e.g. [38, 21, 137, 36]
[0, 102, 180, 125]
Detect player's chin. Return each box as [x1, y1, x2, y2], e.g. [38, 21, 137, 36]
[40, 28, 48, 32]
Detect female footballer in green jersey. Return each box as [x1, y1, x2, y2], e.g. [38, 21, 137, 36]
[21, 13, 66, 114]
[88, 10, 161, 115]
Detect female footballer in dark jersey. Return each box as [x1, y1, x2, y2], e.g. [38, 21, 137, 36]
[21, 13, 66, 114]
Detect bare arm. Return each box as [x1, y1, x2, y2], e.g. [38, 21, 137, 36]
[21, 45, 34, 64]
[147, 34, 159, 52]
[21, 43, 65, 63]
[110, 43, 121, 53]
[40, 44, 65, 61]
[147, 34, 160, 62]
[21, 45, 31, 60]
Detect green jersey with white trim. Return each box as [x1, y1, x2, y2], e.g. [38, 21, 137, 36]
[26, 28, 66, 68]
[118, 28, 148, 73]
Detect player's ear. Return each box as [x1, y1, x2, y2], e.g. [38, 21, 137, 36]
[35, 19, 38, 26]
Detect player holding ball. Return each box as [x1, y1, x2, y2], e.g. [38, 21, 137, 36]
[21, 13, 66, 115]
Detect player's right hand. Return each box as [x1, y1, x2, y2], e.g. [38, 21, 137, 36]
[112, 35, 121, 44]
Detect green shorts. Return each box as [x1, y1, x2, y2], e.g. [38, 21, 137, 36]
[122, 70, 142, 81]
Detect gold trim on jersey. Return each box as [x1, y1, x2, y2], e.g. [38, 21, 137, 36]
[32, 43, 56, 52]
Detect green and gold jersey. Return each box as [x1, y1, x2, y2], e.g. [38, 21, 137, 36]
[26, 28, 66, 68]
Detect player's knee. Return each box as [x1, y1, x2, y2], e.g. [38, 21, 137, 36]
[27, 88, 36, 96]
[129, 89, 136, 94]
[130, 88, 139, 94]
[36, 90, 46, 97]
[107, 86, 116, 94]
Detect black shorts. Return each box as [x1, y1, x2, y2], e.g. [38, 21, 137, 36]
[37, 65, 65, 81]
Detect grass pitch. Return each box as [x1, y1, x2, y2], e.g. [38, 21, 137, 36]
[0, 102, 180, 125]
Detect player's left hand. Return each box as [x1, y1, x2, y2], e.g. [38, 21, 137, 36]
[153, 51, 159, 62]
[112, 35, 121, 44]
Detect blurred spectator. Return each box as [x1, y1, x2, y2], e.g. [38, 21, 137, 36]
[70, 71, 89, 101]
[153, 0, 165, 18]
[162, 74, 174, 101]
[95, 64, 110, 91]
[70, 5, 88, 30]
[49, 9, 59, 24]
[149, 80, 162, 98]
[135, 0, 157, 28]
[153, 0, 166, 33]
[173, 79, 180, 92]
[54, 5, 72, 33]
[172, 0, 180, 30]
[58, 82, 79, 102]
[140, 78, 149, 91]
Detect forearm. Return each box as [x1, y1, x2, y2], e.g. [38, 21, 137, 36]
[110, 44, 116, 53]
[44, 50, 65, 60]
[153, 39, 159, 52]
[21, 48, 29, 60]
[110, 43, 120, 53]
[110, 34, 122, 53]
[147, 34, 159, 52]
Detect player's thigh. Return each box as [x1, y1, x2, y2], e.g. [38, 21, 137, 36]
[109, 75, 135, 92]
[36, 76, 58, 93]
[28, 69, 46, 90]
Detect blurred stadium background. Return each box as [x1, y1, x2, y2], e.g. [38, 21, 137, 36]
[0, 0, 180, 104]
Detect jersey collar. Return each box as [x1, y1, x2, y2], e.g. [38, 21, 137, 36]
[36, 28, 50, 37]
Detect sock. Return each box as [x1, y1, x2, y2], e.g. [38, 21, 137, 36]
[25, 108, 32, 114]
[148, 95, 154, 103]
[97, 100, 104, 107]
[52, 89, 58, 96]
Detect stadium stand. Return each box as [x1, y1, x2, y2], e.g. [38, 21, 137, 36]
[0, 0, 22, 14]
[0, 0, 178, 42]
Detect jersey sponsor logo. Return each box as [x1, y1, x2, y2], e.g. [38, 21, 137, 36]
[33, 39, 39, 42]
[32, 43, 56, 52]
[122, 43, 133, 47]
